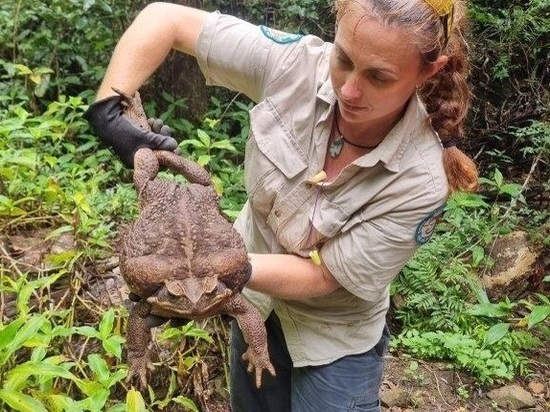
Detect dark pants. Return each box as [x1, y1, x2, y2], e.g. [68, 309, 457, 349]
[230, 312, 389, 412]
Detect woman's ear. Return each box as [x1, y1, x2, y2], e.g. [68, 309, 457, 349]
[419, 55, 449, 83]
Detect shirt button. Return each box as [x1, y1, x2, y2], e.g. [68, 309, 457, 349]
[274, 210, 282, 217]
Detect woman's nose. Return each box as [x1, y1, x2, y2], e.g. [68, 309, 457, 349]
[340, 75, 362, 100]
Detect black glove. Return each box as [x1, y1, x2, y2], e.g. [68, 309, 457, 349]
[148, 117, 172, 136]
[84, 95, 178, 168]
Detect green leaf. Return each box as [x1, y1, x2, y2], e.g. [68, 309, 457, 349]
[211, 140, 237, 151]
[99, 308, 115, 339]
[1, 315, 46, 364]
[197, 154, 212, 166]
[493, 168, 504, 187]
[172, 396, 199, 412]
[499, 183, 521, 197]
[447, 192, 488, 208]
[179, 321, 213, 342]
[485, 322, 510, 346]
[4, 361, 79, 391]
[102, 336, 123, 359]
[44, 394, 82, 412]
[471, 245, 485, 266]
[75, 379, 104, 398]
[179, 139, 205, 149]
[85, 388, 110, 410]
[88, 354, 110, 383]
[469, 301, 512, 318]
[73, 325, 100, 338]
[196, 129, 211, 147]
[126, 389, 147, 412]
[34, 74, 50, 97]
[0, 388, 48, 412]
[14, 64, 33, 76]
[0, 318, 24, 352]
[534, 293, 550, 305]
[527, 306, 550, 329]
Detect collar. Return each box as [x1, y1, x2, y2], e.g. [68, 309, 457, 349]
[354, 95, 428, 172]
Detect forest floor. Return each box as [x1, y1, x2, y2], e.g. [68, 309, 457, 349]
[2, 229, 549, 412]
[198, 332, 550, 412]
[379, 353, 549, 412]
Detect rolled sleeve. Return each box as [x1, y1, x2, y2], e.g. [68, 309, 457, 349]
[321, 215, 419, 302]
[195, 12, 302, 103]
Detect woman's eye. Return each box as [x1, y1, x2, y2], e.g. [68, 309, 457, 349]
[338, 56, 353, 68]
[369, 72, 393, 84]
[373, 75, 389, 83]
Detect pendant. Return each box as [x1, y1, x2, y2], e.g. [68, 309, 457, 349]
[329, 137, 344, 158]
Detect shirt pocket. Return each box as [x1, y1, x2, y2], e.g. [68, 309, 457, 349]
[245, 98, 308, 217]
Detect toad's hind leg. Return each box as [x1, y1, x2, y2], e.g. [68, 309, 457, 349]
[223, 295, 275, 387]
[133, 148, 159, 194]
[126, 300, 155, 389]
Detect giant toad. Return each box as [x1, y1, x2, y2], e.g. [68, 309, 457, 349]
[115, 89, 274, 388]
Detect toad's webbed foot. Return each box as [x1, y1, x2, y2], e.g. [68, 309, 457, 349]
[242, 344, 276, 388]
[126, 348, 155, 389]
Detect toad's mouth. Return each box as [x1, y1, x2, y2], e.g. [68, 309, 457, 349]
[147, 282, 233, 318]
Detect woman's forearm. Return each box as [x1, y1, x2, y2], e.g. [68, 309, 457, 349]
[246, 253, 340, 300]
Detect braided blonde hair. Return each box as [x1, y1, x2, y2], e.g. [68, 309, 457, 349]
[335, 0, 478, 193]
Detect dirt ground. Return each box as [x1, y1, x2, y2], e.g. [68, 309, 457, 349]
[380, 352, 549, 412]
[182, 337, 550, 412]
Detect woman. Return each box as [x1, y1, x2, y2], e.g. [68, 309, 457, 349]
[85, 0, 478, 410]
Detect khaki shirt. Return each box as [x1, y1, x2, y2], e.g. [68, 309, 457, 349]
[196, 12, 448, 366]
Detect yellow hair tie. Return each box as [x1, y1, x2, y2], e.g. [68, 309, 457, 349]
[423, 0, 454, 16]
[424, 0, 455, 47]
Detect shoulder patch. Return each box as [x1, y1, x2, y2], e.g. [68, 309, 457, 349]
[414, 204, 446, 245]
[260, 25, 302, 44]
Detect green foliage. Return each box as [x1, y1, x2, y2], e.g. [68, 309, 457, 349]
[0, 93, 135, 254]
[175, 95, 250, 217]
[0, 0, 139, 110]
[391, 173, 549, 384]
[467, 0, 549, 183]
[0, 269, 214, 411]
[0, 275, 128, 411]
[469, 0, 548, 83]
[394, 329, 536, 383]
[211, 0, 335, 38]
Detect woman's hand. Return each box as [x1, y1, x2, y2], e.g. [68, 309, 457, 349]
[84, 95, 178, 168]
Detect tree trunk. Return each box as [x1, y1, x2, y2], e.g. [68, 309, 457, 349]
[139, 0, 208, 123]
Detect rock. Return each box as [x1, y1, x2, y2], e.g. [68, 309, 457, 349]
[482, 231, 543, 299]
[381, 387, 411, 408]
[487, 384, 536, 409]
[527, 380, 545, 395]
[49, 232, 76, 255]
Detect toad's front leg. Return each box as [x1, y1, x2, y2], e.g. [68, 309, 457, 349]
[126, 299, 154, 389]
